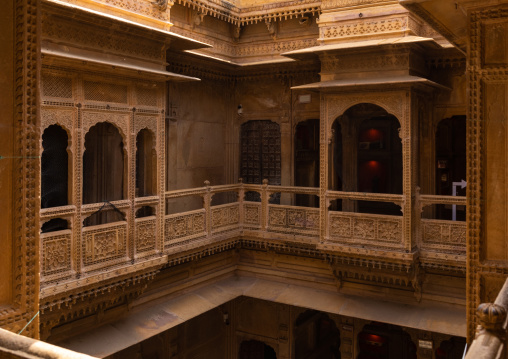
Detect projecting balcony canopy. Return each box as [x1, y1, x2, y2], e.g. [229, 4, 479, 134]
[290, 74, 450, 92]
[282, 35, 446, 61]
[44, 0, 211, 52]
[41, 47, 201, 82]
[55, 275, 466, 358]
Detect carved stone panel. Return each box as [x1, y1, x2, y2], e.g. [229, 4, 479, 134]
[421, 219, 466, 253]
[482, 20, 508, 67]
[135, 217, 157, 254]
[211, 203, 240, 232]
[164, 209, 206, 248]
[82, 222, 128, 268]
[268, 205, 319, 236]
[329, 212, 403, 248]
[41, 230, 72, 280]
[243, 203, 261, 227]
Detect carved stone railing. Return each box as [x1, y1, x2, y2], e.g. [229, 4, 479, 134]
[135, 216, 157, 258]
[82, 221, 129, 272]
[164, 208, 207, 249]
[418, 194, 467, 256]
[211, 203, 240, 234]
[41, 229, 73, 284]
[421, 219, 466, 254]
[328, 212, 403, 250]
[39, 182, 467, 289]
[465, 278, 508, 359]
[268, 205, 320, 236]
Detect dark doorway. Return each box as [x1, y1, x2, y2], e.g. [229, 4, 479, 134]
[240, 120, 281, 203]
[435, 116, 466, 220]
[239, 340, 277, 359]
[435, 337, 466, 359]
[357, 323, 416, 359]
[41, 125, 68, 209]
[294, 119, 320, 207]
[294, 310, 341, 359]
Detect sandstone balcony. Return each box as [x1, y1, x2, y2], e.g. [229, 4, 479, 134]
[39, 181, 466, 301]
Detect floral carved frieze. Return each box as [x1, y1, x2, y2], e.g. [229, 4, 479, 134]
[83, 222, 128, 267]
[329, 212, 403, 248]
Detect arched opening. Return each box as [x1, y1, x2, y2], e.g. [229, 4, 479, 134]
[83, 122, 125, 205]
[239, 340, 277, 359]
[136, 206, 154, 218]
[357, 323, 416, 359]
[435, 116, 466, 220]
[294, 119, 319, 207]
[240, 120, 281, 203]
[435, 337, 466, 359]
[332, 104, 402, 215]
[83, 122, 125, 226]
[41, 125, 69, 208]
[136, 129, 156, 197]
[294, 310, 341, 359]
[41, 218, 68, 233]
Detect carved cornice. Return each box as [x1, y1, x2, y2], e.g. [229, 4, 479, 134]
[175, 0, 320, 26]
[321, 0, 395, 11]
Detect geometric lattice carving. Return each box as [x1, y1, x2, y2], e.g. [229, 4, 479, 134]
[268, 206, 319, 236]
[240, 120, 281, 186]
[135, 86, 158, 107]
[329, 212, 402, 247]
[41, 73, 73, 99]
[211, 204, 240, 230]
[84, 81, 128, 103]
[243, 203, 261, 226]
[83, 222, 128, 266]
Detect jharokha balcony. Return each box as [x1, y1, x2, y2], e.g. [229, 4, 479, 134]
[39, 180, 466, 303]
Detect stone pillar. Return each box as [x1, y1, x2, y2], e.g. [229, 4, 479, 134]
[0, 0, 40, 337]
[401, 90, 418, 252]
[467, 5, 508, 341]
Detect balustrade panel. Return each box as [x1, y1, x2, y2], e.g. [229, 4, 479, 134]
[328, 212, 403, 249]
[82, 221, 129, 272]
[41, 229, 73, 285]
[211, 203, 240, 234]
[267, 205, 319, 236]
[164, 208, 206, 249]
[243, 202, 262, 229]
[135, 216, 157, 258]
[421, 219, 466, 254]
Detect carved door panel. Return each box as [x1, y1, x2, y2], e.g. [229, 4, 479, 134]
[241, 120, 281, 202]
